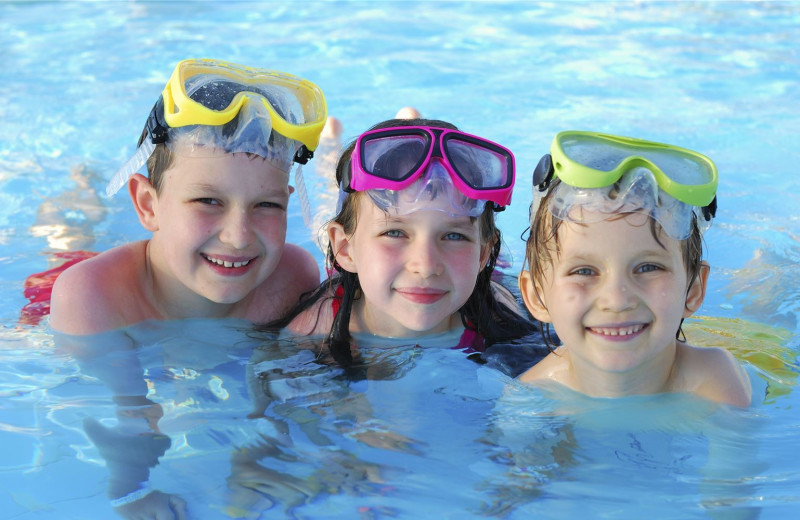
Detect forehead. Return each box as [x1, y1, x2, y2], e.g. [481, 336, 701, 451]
[556, 213, 682, 255]
[356, 195, 479, 230]
[557, 212, 681, 256]
[162, 153, 290, 189]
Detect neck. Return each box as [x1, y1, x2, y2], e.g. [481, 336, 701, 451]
[564, 342, 678, 398]
[350, 298, 460, 338]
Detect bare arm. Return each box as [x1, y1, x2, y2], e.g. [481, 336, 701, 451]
[50, 243, 149, 335]
[676, 344, 752, 407]
[695, 347, 752, 407]
[55, 330, 186, 519]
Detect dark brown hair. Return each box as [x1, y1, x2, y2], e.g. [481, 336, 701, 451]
[263, 118, 538, 365]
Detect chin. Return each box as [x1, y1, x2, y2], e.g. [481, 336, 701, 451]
[207, 289, 251, 305]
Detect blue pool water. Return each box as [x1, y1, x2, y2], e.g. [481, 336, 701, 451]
[1, 1, 800, 518]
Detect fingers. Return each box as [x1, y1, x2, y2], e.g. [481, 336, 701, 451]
[395, 106, 422, 119]
[168, 494, 188, 520]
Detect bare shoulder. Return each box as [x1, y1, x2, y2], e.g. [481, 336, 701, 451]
[50, 242, 148, 335]
[675, 343, 752, 407]
[490, 280, 523, 314]
[259, 243, 319, 297]
[248, 243, 320, 322]
[285, 285, 336, 336]
[518, 348, 566, 385]
[279, 243, 320, 291]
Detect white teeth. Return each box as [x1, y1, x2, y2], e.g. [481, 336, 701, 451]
[593, 325, 643, 336]
[205, 255, 251, 268]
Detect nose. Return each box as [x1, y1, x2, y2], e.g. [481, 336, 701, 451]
[219, 209, 255, 250]
[407, 236, 444, 278]
[597, 272, 637, 312]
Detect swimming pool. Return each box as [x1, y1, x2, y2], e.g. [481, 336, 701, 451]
[2, 1, 799, 518]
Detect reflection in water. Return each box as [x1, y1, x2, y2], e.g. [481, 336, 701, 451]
[726, 245, 800, 332]
[480, 382, 766, 519]
[20, 164, 107, 326]
[30, 164, 107, 254]
[1, 316, 792, 518]
[48, 321, 502, 518]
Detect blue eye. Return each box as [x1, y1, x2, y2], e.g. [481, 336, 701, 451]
[382, 229, 406, 238]
[571, 267, 595, 276]
[443, 232, 467, 241]
[637, 264, 662, 274]
[195, 198, 221, 206]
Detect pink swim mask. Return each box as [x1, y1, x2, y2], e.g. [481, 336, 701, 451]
[340, 126, 515, 216]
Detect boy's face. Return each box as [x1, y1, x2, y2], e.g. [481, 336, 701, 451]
[520, 212, 705, 375]
[149, 153, 291, 307]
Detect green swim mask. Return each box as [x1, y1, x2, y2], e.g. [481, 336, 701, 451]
[535, 131, 718, 208]
[532, 131, 719, 240]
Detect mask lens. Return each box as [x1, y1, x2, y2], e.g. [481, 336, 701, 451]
[361, 134, 428, 181]
[643, 151, 714, 186]
[561, 134, 714, 186]
[184, 76, 305, 125]
[446, 137, 511, 189]
[561, 135, 630, 172]
[185, 77, 243, 110]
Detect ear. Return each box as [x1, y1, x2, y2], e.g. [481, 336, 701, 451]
[288, 185, 295, 195]
[129, 173, 159, 232]
[328, 222, 357, 273]
[684, 261, 710, 317]
[519, 269, 551, 323]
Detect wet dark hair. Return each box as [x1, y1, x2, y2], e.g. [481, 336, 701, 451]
[525, 177, 706, 349]
[262, 118, 538, 365]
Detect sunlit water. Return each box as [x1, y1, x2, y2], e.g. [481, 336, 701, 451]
[1, 1, 799, 519]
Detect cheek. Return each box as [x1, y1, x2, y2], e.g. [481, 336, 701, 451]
[253, 213, 288, 239]
[652, 279, 686, 308]
[261, 222, 286, 243]
[353, 239, 390, 268]
[550, 280, 587, 305]
[448, 245, 485, 276]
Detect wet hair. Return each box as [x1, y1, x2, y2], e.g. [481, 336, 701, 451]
[137, 134, 173, 194]
[263, 118, 538, 365]
[525, 177, 705, 349]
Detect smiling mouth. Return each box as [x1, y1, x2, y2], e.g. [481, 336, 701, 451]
[395, 288, 447, 304]
[202, 254, 253, 268]
[588, 324, 647, 337]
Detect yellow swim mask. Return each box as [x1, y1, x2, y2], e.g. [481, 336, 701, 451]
[106, 59, 327, 197]
[162, 58, 327, 153]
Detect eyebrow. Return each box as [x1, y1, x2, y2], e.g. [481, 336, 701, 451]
[186, 183, 288, 196]
[381, 215, 476, 228]
[563, 248, 674, 262]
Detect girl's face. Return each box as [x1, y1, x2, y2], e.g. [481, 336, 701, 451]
[330, 196, 491, 337]
[520, 213, 706, 379]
